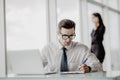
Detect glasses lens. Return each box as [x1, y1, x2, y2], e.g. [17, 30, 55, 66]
[61, 33, 76, 40]
[62, 35, 68, 40]
[70, 35, 75, 39]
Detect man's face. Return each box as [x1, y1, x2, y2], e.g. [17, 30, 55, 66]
[58, 28, 75, 46]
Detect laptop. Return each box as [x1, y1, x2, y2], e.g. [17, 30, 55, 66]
[7, 49, 52, 75]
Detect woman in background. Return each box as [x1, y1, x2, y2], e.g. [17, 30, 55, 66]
[91, 12, 105, 63]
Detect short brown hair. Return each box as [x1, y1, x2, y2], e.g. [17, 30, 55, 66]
[58, 19, 75, 30]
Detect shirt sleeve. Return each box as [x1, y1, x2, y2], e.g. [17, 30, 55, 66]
[84, 46, 103, 72]
[40, 45, 52, 73]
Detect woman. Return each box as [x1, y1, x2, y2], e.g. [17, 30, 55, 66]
[91, 12, 105, 63]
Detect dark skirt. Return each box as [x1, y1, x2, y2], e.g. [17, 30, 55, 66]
[91, 43, 105, 63]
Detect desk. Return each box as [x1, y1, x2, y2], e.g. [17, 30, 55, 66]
[0, 72, 115, 80]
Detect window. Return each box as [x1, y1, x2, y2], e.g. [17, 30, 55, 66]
[57, 0, 81, 42]
[108, 10, 120, 70]
[108, 0, 118, 9]
[87, 2, 103, 46]
[5, 0, 47, 75]
[5, 0, 47, 51]
[94, 0, 102, 3]
[108, 11, 119, 52]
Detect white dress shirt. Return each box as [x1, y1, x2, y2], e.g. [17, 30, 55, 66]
[41, 41, 102, 73]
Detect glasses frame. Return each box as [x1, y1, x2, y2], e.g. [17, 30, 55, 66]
[60, 32, 76, 40]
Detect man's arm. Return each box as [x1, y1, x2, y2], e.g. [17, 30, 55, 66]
[79, 46, 102, 73]
[40, 45, 52, 73]
[41, 46, 48, 66]
[85, 47, 103, 72]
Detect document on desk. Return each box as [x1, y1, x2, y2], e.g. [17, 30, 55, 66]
[60, 71, 84, 74]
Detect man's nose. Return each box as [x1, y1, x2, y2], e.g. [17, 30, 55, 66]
[66, 38, 71, 42]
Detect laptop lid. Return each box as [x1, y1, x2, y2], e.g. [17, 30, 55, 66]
[7, 49, 45, 75]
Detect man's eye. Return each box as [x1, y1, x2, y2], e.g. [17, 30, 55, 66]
[63, 36, 68, 38]
[70, 36, 73, 38]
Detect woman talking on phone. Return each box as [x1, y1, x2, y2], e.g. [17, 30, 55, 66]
[91, 12, 105, 63]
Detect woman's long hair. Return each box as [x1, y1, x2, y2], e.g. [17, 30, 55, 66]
[92, 12, 105, 27]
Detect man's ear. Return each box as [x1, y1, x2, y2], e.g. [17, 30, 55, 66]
[57, 30, 60, 36]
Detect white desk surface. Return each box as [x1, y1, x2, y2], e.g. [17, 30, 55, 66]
[0, 71, 115, 80]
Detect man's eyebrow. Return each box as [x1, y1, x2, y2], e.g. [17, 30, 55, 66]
[62, 34, 68, 36]
[62, 33, 75, 36]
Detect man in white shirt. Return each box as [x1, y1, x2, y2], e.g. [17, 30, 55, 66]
[41, 19, 102, 73]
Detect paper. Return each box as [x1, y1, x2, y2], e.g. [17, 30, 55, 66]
[60, 71, 84, 74]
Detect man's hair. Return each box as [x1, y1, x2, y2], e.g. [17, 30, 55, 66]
[58, 19, 75, 30]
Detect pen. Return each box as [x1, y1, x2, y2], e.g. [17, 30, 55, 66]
[76, 58, 88, 71]
[82, 58, 88, 64]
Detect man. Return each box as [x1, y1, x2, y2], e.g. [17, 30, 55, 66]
[41, 19, 102, 73]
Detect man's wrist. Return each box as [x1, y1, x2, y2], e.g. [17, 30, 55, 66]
[88, 66, 91, 72]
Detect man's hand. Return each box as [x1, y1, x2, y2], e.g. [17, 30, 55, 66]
[79, 64, 91, 73]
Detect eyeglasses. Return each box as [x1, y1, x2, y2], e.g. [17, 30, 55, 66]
[61, 33, 76, 40]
